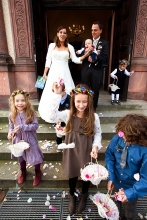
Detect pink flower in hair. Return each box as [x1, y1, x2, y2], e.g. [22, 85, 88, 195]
[118, 131, 124, 138]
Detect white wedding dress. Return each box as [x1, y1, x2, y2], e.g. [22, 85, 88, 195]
[38, 43, 82, 122]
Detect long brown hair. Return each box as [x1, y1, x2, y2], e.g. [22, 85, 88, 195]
[116, 114, 147, 146]
[9, 90, 36, 124]
[54, 26, 68, 47]
[65, 84, 95, 137]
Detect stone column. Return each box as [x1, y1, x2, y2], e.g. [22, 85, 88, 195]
[0, 0, 9, 64]
[128, 0, 147, 100]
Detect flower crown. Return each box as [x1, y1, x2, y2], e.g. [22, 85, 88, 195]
[11, 90, 30, 97]
[70, 87, 94, 97]
[119, 60, 130, 65]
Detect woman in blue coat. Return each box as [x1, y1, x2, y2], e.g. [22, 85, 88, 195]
[105, 114, 147, 220]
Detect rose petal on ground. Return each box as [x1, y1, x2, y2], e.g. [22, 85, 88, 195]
[49, 205, 57, 211]
[45, 201, 50, 206]
[27, 198, 32, 203]
[46, 194, 50, 201]
[42, 214, 46, 219]
[12, 171, 18, 175]
[3, 198, 7, 202]
[53, 175, 57, 179]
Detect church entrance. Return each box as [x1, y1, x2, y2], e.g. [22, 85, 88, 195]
[32, 0, 137, 101]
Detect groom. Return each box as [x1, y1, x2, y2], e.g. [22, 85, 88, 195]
[81, 21, 109, 110]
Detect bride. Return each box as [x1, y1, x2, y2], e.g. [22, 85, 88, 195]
[38, 26, 90, 122]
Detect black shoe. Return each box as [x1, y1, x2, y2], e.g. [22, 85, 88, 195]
[77, 192, 88, 214]
[111, 100, 115, 105]
[116, 100, 121, 105]
[68, 194, 76, 215]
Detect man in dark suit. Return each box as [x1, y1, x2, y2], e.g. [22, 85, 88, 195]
[81, 21, 109, 110]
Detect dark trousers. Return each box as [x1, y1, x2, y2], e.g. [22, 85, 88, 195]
[56, 136, 62, 145]
[81, 67, 103, 109]
[116, 200, 137, 220]
[69, 177, 90, 195]
[113, 187, 137, 220]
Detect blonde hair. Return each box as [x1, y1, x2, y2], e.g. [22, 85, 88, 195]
[9, 90, 36, 124]
[65, 84, 95, 137]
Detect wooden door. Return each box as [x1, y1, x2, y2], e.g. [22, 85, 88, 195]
[112, 0, 138, 101]
[31, 0, 48, 100]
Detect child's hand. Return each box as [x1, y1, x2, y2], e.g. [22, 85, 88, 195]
[114, 75, 118, 80]
[130, 70, 134, 75]
[117, 189, 128, 203]
[90, 146, 98, 159]
[97, 50, 100, 54]
[7, 131, 14, 140]
[88, 56, 93, 63]
[121, 194, 128, 203]
[13, 125, 20, 133]
[107, 180, 114, 191]
[52, 82, 62, 94]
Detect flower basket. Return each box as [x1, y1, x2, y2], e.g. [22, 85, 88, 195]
[109, 79, 120, 92]
[9, 140, 30, 157]
[80, 160, 109, 186]
[89, 192, 119, 220]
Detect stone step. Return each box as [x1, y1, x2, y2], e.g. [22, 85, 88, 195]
[0, 122, 116, 140]
[1, 109, 147, 124]
[0, 160, 107, 189]
[31, 97, 147, 111]
[0, 140, 109, 161]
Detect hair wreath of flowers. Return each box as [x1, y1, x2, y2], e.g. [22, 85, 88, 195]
[11, 90, 30, 97]
[119, 60, 130, 65]
[70, 87, 94, 97]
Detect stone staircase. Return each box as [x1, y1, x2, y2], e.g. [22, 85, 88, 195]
[0, 91, 147, 190]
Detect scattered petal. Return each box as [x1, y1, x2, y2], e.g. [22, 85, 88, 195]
[46, 194, 50, 201]
[27, 198, 32, 203]
[74, 192, 78, 197]
[52, 195, 56, 199]
[53, 175, 57, 179]
[43, 173, 47, 176]
[3, 198, 7, 202]
[12, 171, 18, 175]
[42, 214, 46, 219]
[67, 215, 71, 220]
[43, 164, 48, 170]
[49, 205, 57, 211]
[13, 162, 17, 165]
[45, 201, 50, 206]
[138, 213, 144, 219]
[88, 208, 91, 212]
[134, 173, 140, 181]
